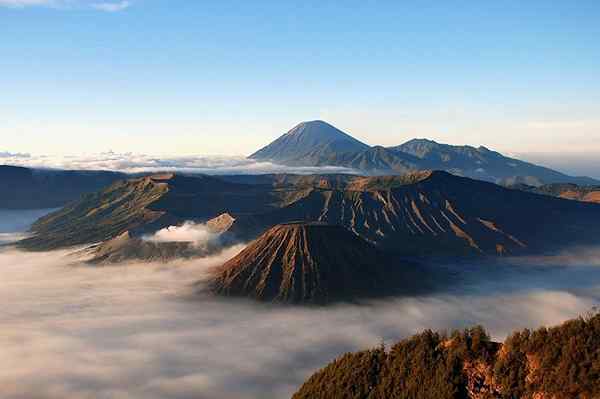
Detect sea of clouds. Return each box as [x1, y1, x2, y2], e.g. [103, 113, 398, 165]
[0, 151, 358, 175]
[1, 210, 599, 399]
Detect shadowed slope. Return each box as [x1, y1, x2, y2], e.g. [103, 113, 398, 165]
[226, 171, 600, 256]
[207, 223, 417, 304]
[1, 165, 125, 210]
[18, 173, 285, 251]
[19, 170, 600, 256]
[509, 182, 600, 204]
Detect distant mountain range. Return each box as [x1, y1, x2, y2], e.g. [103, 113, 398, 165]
[0, 165, 125, 209]
[250, 120, 598, 186]
[20, 171, 600, 257]
[509, 182, 600, 203]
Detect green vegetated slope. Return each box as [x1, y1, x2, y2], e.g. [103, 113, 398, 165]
[294, 312, 600, 399]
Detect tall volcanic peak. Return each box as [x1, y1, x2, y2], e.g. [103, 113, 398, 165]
[205, 223, 417, 304]
[248, 121, 599, 185]
[249, 120, 370, 165]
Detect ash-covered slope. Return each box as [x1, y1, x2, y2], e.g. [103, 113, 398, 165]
[0, 165, 125, 209]
[228, 171, 600, 256]
[20, 170, 600, 257]
[84, 231, 202, 264]
[206, 223, 416, 304]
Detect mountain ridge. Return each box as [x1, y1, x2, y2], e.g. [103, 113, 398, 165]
[1, 165, 125, 209]
[250, 121, 599, 185]
[18, 171, 600, 256]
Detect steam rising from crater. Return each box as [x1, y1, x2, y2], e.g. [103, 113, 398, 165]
[145, 221, 222, 248]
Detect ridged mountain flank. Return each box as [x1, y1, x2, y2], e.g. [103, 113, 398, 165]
[206, 223, 416, 304]
[225, 171, 600, 256]
[23, 170, 600, 256]
[18, 173, 284, 251]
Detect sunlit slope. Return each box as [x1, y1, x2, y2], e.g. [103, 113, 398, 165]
[230, 171, 600, 255]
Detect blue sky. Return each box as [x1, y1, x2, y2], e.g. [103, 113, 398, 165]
[1, 0, 599, 171]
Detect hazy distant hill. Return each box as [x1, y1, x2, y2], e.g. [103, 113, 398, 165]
[21, 171, 600, 257]
[0, 165, 125, 209]
[250, 121, 598, 185]
[508, 182, 600, 203]
[293, 312, 600, 399]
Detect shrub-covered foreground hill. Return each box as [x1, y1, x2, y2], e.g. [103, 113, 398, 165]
[293, 312, 600, 399]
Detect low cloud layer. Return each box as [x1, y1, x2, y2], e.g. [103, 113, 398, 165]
[0, 151, 359, 175]
[1, 211, 599, 399]
[2, 149, 598, 179]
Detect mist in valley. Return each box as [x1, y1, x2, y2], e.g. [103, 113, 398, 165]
[1, 210, 599, 399]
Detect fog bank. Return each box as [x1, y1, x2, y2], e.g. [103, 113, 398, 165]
[1, 211, 599, 398]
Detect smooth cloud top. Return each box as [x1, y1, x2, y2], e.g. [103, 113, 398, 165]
[0, 151, 360, 175]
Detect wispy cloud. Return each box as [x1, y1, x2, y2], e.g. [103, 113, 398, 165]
[0, 0, 132, 11]
[0, 0, 53, 6]
[0, 151, 30, 158]
[91, 0, 129, 12]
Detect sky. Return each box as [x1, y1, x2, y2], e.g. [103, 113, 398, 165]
[1, 1, 599, 168]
